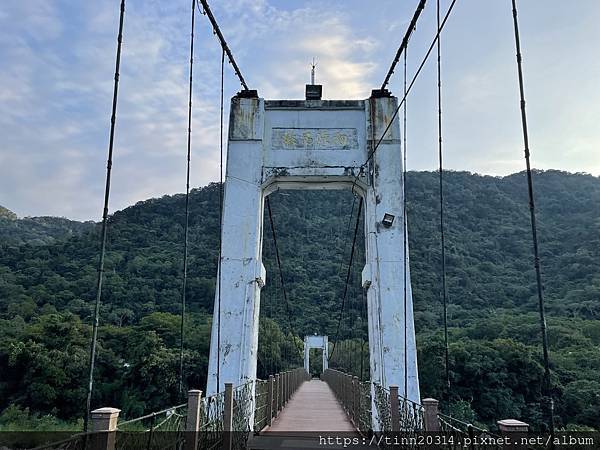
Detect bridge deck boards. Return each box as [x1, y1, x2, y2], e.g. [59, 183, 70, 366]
[249, 379, 359, 449]
[266, 379, 356, 432]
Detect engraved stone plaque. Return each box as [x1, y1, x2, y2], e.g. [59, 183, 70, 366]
[272, 128, 358, 150]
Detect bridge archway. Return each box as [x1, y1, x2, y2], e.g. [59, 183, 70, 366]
[206, 92, 420, 425]
[303, 335, 329, 376]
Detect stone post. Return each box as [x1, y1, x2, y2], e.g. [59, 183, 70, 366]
[498, 419, 529, 433]
[89, 407, 120, 450]
[185, 390, 202, 450]
[422, 398, 440, 432]
[223, 383, 234, 450]
[498, 419, 529, 448]
[389, 385, 400, 432]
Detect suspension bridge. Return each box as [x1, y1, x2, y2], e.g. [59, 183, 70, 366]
[36, 0, 556, 448]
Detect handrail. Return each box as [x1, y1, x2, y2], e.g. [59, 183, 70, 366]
[117, 403, 187, 428]
[37, 368, 310, 450]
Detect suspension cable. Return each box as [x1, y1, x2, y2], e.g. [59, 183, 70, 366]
[381, 0, 427, 91]
[334, 194, 357, 372]
[335, 195, 357, 290]
[265, 197, 304, 358]
[216, 48, 225, 393]
[197, 0, 250, 90]
[363, 0, 457, 169]
[510, 0, 555, 436]
[436, 0, 451, 394]
[402, 45, 409, 398]
[84, 0, 125, 432]
[178, 0, 196, 398]
[328, 197, 363, 362]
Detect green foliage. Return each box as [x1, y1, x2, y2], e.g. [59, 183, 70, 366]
[0, 171, 599, 431]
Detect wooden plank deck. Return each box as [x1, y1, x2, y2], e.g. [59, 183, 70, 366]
[267, 379, 356, 432]
[249, 379, 362, 449]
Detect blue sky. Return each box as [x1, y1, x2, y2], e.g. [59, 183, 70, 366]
[1, 0, 599, 220]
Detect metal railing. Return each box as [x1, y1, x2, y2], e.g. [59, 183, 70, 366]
[253, 368, 311, 433]
[198, 390, 225, 450]
[373, 383, 425, 433]
[322, 369, 372, 433]
[30, 433, 91, 450]
[438, 413, 502, 450]
[322, 369, 425, 438]
[115, 403, 187, 449]
[253, 379, 269, 431]
[36, 368, 310, 450]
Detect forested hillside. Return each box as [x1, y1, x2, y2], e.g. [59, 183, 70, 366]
[0, 170, 599, 431]
[0, 207, 94, 246]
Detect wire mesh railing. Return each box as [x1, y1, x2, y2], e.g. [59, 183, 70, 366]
[115, 403, 187, 450]
[323, 369, 426, 438]
[437, 413, 503, 450]
[30, 433, 92, 450]
[373, 383, 425, 432]
[253, 379, 269, 432]
[373, 383, 391, 432]
[322, 369, 372, 433]
[198, 390, 225, 450]
[358, 379, 372, 433]
[231, 381, 253, 449]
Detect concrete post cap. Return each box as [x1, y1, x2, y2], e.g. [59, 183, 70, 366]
[498, 419, 529, 428]
[422, 398, 439, 404]
[188, 389, 202, 395]
[91, 407, 120, 415]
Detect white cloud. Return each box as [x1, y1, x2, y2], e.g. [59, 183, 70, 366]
[1, 0, 599, 220]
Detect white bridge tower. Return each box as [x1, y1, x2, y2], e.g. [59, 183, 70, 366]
[206, 87, 420, 426]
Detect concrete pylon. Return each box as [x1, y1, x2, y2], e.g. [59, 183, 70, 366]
[206, 93, 419, 430]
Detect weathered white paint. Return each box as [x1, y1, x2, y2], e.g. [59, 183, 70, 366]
[206, 95, 419, 430]
[303, 335, 329, 373]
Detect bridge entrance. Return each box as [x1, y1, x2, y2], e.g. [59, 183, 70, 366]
[206, 89, 420, 426]
[304, 335, 328, 377]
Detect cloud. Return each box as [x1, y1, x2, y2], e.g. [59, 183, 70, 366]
[0, 0, 598, 220]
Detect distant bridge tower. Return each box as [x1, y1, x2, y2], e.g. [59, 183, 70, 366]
[304, 335, 328, 374]
[206, 85, 420, 425]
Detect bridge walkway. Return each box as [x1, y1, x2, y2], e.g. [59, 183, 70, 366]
[249, 379, 363, 449]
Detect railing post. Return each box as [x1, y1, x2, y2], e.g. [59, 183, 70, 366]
[285, 372, 290, 402]
[89, 407, 120, 450]
[223, 383, 234, 450]
[352, 376, 359, 426]
[277, 373, 282, 411]
[185, 390, 202, 450]
[422, 398, 440, 432]
[345, 374, 351, 412]
[389, 385, 400, 432]
[282, 372, 286, 407]
[267, 375, 274, 426]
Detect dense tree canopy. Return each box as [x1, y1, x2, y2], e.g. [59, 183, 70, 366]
[0, 170, 599, 430]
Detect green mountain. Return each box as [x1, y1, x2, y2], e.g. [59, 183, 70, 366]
[0, 170, 599, 430]
[0, 206, 17, 221]
[0, 206, 94, 246]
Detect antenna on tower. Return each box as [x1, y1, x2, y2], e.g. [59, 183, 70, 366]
[306, 57, 322, 100]
[310, 57, 317, 85]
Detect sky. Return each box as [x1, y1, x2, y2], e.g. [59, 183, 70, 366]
[0, 0, 599, 221]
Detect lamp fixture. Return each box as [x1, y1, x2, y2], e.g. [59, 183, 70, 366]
[382, 213, 395, 228]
